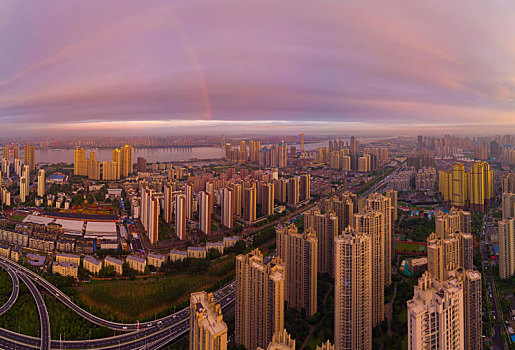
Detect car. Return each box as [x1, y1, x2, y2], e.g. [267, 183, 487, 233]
[122, 326, 127, 330]
[157, 321, 162, 325]
[147, 324, 152, 327]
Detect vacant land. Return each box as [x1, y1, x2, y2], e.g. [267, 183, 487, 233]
[395, 241, 426, 253]
[75, 255, 236, 321]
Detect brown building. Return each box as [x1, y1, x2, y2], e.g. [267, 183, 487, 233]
[235, 249, 284, 350]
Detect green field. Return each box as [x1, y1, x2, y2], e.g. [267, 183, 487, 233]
[395, 241, 426, 253]
[75, 255, 236, 321]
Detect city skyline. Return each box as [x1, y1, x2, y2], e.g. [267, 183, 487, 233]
[1, 0, 515, 136]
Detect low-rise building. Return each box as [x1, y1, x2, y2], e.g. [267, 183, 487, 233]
[147, 253, 166, 268]
[104, 256, 124, 275]
[187, 246, 207, 259]
[56, 253, 80, 266]
[223, 236, 240, 248]
[52, 261, 78, 278]
[409, 257, 428, 276]
[10, 246, 21, 262]
[206, 242, 224, 254]
[83, 255, 102, 275]
[170, 249, 187, 262]
[0, 244, 10, 259]
[127, 255, 146, 273]
[26, 253, 46, 268]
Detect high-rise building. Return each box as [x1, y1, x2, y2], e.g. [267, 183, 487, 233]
[137, 157, 146, 173]
[462, 269, 482, 350]
[24, 144, 36, 171]
[299, 174, 310, 202]
[364, 193, 392, 286]
[407, 272, 464, 350]
[231, 183, 242, 217]
[316, 341, 334, 350]
[499, 218, 515, 279]
[2, 145, 8, 160]
[260, 329, 295, 350]
[222, 188, 234, 229]
[14, 158, 22, 177]
[163, 184, 173, 224]
[501, 173, 515, 193]
[438, 162, 494, 212]
[276, 224, 318, 316]
[502, 192, 515, 220]
[386, 189, 398, 223]
[74, 147, 87, 176]
[354, 210, 384, 327]
[334, 227, 372, 350]
[37, 169, 45, 197]
[243, 186, 256, 222]
[175, 194, 187, 240]
[1, 159, 9, 178]
[189, 291, 227, 350]
[147, 195, 159, 244]
[20, 176, 27, 203]
[262, 182, 275, 216]
[304, 209, 338, 277]
[278, 143, 288, 168]
[22, 165, 30, 195]
[199, 191, 211, 235]
[235, 249, 284, 350]
[287, 177, 299, 207]
[88, 152, 100, 180]
[185, 183, 194, 221]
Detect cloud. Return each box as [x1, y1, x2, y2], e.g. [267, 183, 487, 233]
[0, 0, 514, 136]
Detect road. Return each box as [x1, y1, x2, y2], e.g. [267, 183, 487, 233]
[0, 260, 19, 316]
[0, 254, 237, 349]
[17, 272, 51, 350]
[481, 217, 506, 350]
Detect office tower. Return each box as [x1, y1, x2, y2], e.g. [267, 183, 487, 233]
[243, 186, 256, 222]
[407, 272, 464, 350]
[386, 189, 398, 222]
[499, 218, 515, 279]
[276, 224, 318, 316]
[137, 157, 146, 172]
[37, 169, 45, 197]
[199, 191, 211, 235]
[364, 193, 392, 286]
[20, 176, 27, 203]
[14, 158, 22, 176]
[354, 210, 384, 327]
[1, 159, 9, 178]
[502, 192, 515, 219]
[148, 195, 159, 244]
[185, 183, 194, 220]
[175, 194, 187, 240]
[334, 227, 372, 350]
[262, 182, 275, 216]
[163, 184, 173, 223]
[462, 269, 482, 350]
[2, 145, 8, 160]
[221, 188, 234, 229]
[235, 249, 284, 350]
[299, 174, 310, 202]
[260, 329, 295, 350]
[24, 144, 36, 171]
[87, 151, 100, 180]
[73, 147, 88, 176]
[287, 177, 299, 207]
[305, 209, 338, 277]
[278, 143, 288, 168]
[232, 183, 242, 217]
[189, 291, 227, 350]
[349, 136, 359, 154]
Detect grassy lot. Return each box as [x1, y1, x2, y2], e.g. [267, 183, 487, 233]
[75, 255, 236, 322]
[10, 213, 26, 222]
[395, 241, 426, 253]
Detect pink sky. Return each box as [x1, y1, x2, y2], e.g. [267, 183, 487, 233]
[0, 0, 514, 136]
